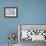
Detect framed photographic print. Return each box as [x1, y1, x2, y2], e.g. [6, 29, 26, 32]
[4, 7, 18, 18]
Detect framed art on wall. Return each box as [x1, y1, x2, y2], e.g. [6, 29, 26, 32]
[4, 7, 18, 18]
[18, 24, 46, 42]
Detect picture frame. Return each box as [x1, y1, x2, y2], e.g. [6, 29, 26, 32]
[4, 7, 18, 18]
[18, 24, 46, 42]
